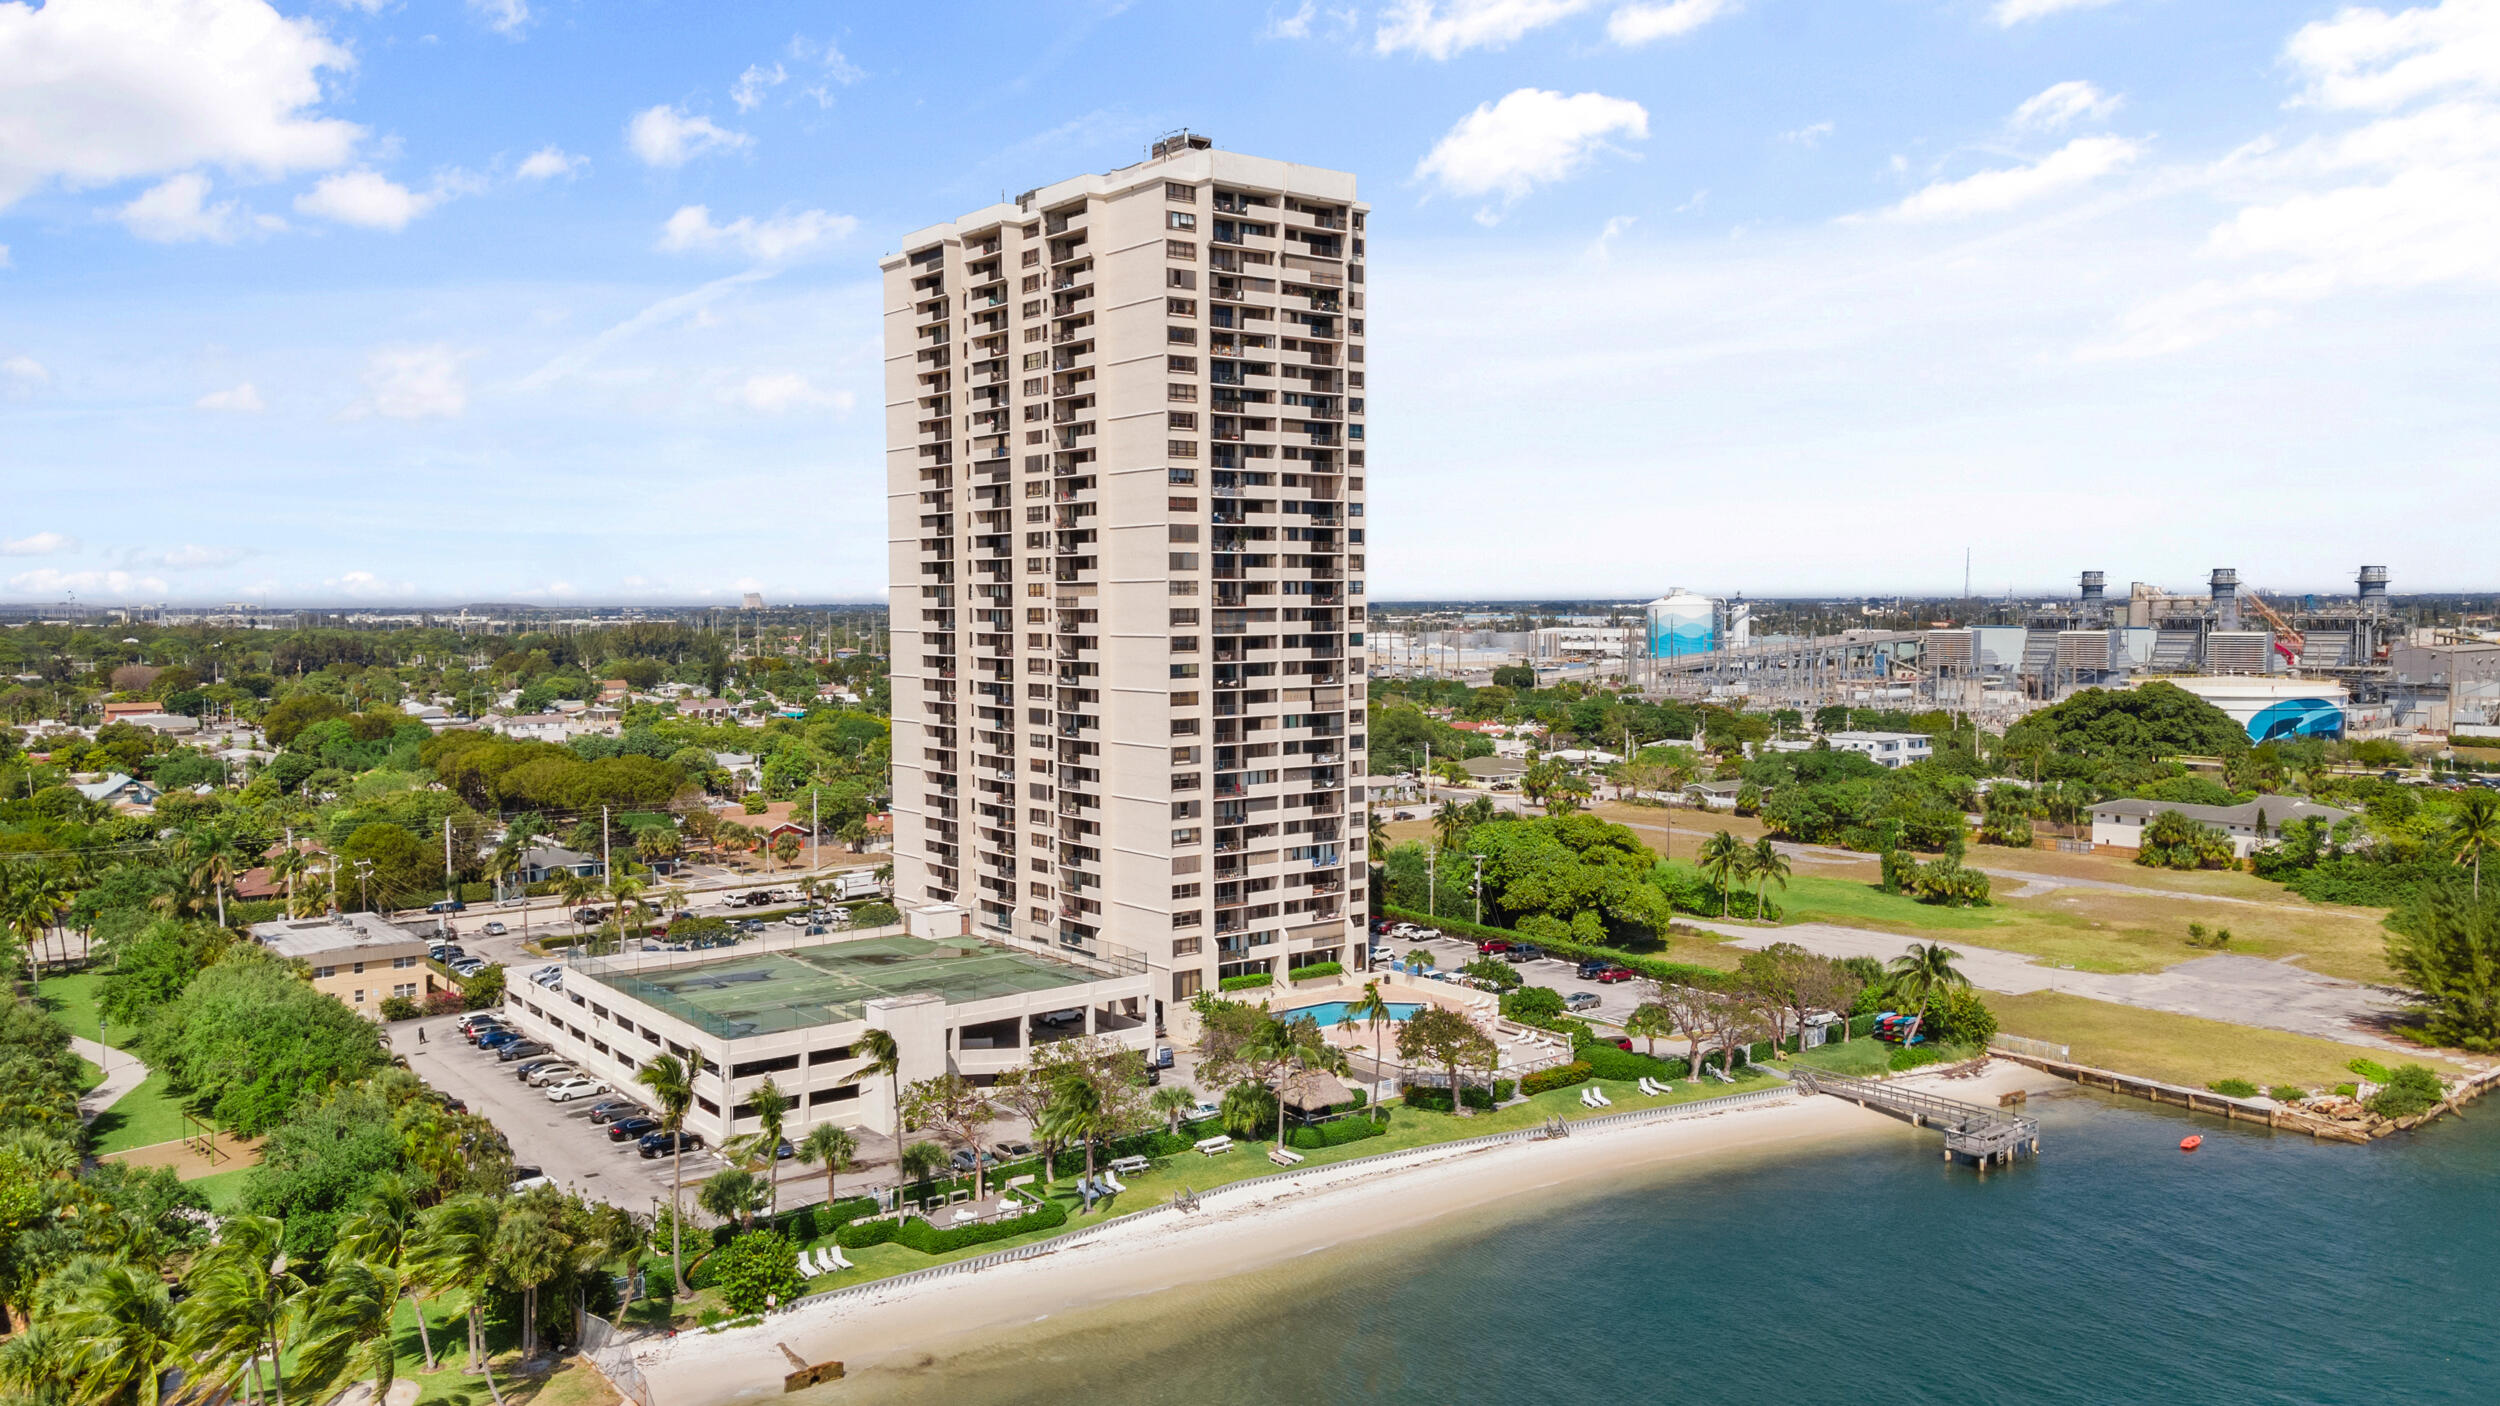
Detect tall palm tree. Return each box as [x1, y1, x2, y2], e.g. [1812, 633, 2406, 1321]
[1365, 807, 1388, 859]
[1749, 836, 1791, 920]
[795, 1123, 857, 1208]
[191, 836, 241, 930]
[743, 1077, 791, 1217]
[0, 868, 67, 983]
[1036, 1075, 1111, 1193]
[334, 1193, 438, 1371]
[178, 1215, 305, 1406]
[855, 1027, 903, 1165]
[412, 1195, 505, 1405]
[56, 1261, 182, 1406]
[605, 874, 646, 953]
[1150, 1084, 1196, 1136]
[1463, 795, 1498, 829]
[634, 1053, 699, 1295]
[1342, 981, 1397, 1123]
[1698, 830, 1745, 918]
[2450, 790, 2500, 899]
[1884, 942, 1968, 1041]
[292, 1257, 400, 1402]
[1431, 799, 1465, 850]
[490, 1197, 572, 1360]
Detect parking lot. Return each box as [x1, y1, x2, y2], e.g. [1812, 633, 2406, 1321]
[1375, 926, 1652, 1027]
[394, 1014, 730, 1213]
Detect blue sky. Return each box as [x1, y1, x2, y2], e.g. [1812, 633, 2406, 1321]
[2, 0, 2495, 605]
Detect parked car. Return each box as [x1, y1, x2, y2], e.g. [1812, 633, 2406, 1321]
[509, 1165, 553, 1192]
[1476, 938, 1511, 955]
[427, 899, 466, 914]
[1502, 944, 1546, 964]
[1371, 919, 1393, 936]
[497, 1041, 548, 1062]
[992, 1138, 1036, 1160]
[781, 913, 812, 928]
[1575, 958, 1611, 980]
[638, 1130, 701, 1158]
[607, 1116, 661, 1142]
[1388, 923, 1423, 939]
[476, 1029, 519, 1051]
[736, 919, 765, 934]
[587, 1099, 640, 1123]
[1393, 810, 1415, 821]
[949, 1148, 1001, 1173]
[524, 1064, 579, 1087]
[1185, 1101, 1221, 1123]
[512, 1058, 563, 1080]
[1564, 990, 1603, 1012]
[1595, 966, 1637, 984]
[545, 1077, 605, 1102]
[481, 920, 508, 936]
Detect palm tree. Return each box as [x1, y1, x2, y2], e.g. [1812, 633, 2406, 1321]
[490, 1197, 573, 1359]
[554, 869, 599, 920]
[1150, 1084, 1196, 1136]
[292, 1256, 400, 1401]
[856, 1027, 903, 1163]
[1464, 795, 1498, 829]
[743, 1077, 791, 1216]
[1036, 1075, 1111, 1193]
[795, 1123, 858, 1207]
[1431, 799, 1466, 850]
[55, 1261, 182, 1406]
[1365, 807, 1389, 859]
[1884, 942, 1968, 1042]
[1749, 836, 1791, 920]
[605, 874, 646, 952]
[0, 868, 66, 983]
[634, 1053, 699, 1295]
[334, 1196, 437, 1371]
[896, 1141, 949, 1202]
[2450, 790, 2500, 899]
[1342, 981, 1397, 1122]
[412, 1195, 505, 1405]
[179, 1215, 306, 1406]
[1699, 830, 1745, 918]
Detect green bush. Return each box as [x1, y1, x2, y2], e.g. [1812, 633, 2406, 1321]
[1380, 906, 1723, 988]
[835, 1218, 899, 1250]
[2346, 1057, 2394, 1084]
[2267, 1085, 2307, 1103]
[1922, 988, 1998, 1048]
[1399, 1079, 1515, 1112]
[1520, 1062, 1593, 1095]
[1888, 1043, 1952, 1073]
[887, 1198, 1069, 1254]
[2208, 1078, 2260, 1099]
[377, 996, 420, 1022]
[707, 1230, 804, 1314]
[1286, 961, 1343, 983]
[1501, 987, 1567, 1023]
[1285, 1115, 1390, 1150]
[2365, 1064, 2445, 1120]
[1570, 1036, 1687, 1083]
[1219, 973, 1275, 992]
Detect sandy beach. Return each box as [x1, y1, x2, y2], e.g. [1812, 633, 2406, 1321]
[631, 1063, 2061, 1406]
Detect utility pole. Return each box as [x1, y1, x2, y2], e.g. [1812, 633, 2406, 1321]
[1471, 853, 1486, 926]
[444, 816, 456, 905]
[1427, 841, 1437, 921]
[602, 805, 612, 891]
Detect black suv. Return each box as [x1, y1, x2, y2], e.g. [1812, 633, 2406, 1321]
[638, 1130, 702, 1158]
[1576, 958, 1610, 980]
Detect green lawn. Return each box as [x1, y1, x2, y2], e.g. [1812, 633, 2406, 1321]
[1990, 991, 2465, 1093]
[186, 1166, 256, 1212]
[1777, 873, 2007, 933]
[36, 971, 115, 1046]
[74, 1054, 104, 1094]
[1789, 1037, 1895, 1077]
[89, 1070, 197, 1156]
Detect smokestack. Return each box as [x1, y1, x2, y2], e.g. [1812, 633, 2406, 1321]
[2210, 568, 2240, 632]
[2079, 571, 2106, 603]
[2358, 565, 2389, 614]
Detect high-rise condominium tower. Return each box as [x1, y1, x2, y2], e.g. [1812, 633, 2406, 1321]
[882, 135, 1370, 1029]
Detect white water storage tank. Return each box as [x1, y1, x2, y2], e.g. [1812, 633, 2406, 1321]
[1648, 590, 1717, 660]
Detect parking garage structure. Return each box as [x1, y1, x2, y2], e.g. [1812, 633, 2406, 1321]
[495, 905, 1155, 1150]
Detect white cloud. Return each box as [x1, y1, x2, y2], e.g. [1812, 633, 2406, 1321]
[466, 0, 529, 36]
[1606, 0, 1734, 47]
[724, 373, 853, 415]
[2015, 80, 2122, 131]
[1269, 1, 1317, 38]
[515, 145, 585, 180]
[1889, 135, 2141, 220]
[116, 171, 251, 242]
[0, 0, 361, 210]
[1782, 120, 1835, 147]
[786, 35, 866, 87]
[625, 105, 750, 168]
[2, 355, 46, 396]
[1414, 88, 1650, 221]
[731, 63, 786, 112]
[355, 345, 467, 419]
[7, 568, 167, 599]
[2285, 0, 2500, 112]
[658, 205, 857, 262]
[1587, 214, 1637, 261]
[195, 382, 265, 413]
[1992, 0, 2120, 25]
[136, 543, 253, 569]
[2, 531, 76, 556]
[325, 569, 414, 599]
[1375, 0, 1595, 58]
[294, 170, 437, 230]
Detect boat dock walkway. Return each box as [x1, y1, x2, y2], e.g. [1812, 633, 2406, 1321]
[1792, 1068, 2040, 1170]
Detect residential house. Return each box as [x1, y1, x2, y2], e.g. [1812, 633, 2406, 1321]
[514, 845, 604, 884]
[1826, 731, 1934, 769]
[712, 752, 763, 793]
[73, 773, 159, 808]
[2088, 797, 2355, 860]
[250, 912, 438, 1018]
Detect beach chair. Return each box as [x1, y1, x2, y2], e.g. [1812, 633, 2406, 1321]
[1102, 1170, 1128, 1194]
[1591, 1087, 1613, 1107]
[1578, 1086, 1600, 1109]
[825, 1244, 853, 1271]
[796, 1250, 818, 1278]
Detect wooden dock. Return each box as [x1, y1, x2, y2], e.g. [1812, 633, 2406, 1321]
[1792, 1068, 2040, 1170]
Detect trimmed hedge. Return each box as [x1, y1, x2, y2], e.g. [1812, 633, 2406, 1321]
[1573, 1039, 1689, 1083]
[1520, 1062, 1593, 1095]
[1399, 1079, 1516, 1112]
[842, 1198, 1072, 1255]
[1381, 906, 1725, 987]
[1286, 961, 1345, 983]
[1285, 1115, 1390, 1150]
[1220, 973, 1275, 991]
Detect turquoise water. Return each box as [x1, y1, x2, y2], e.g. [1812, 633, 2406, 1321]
[813, 1089, 2500, 1404]
[1276, 999, 1424, 1025]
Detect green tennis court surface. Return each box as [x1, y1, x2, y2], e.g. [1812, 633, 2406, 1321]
[595, 936, 1092, 1036]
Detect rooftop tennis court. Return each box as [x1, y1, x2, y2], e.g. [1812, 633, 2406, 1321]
[592, 935, 1095, 1037]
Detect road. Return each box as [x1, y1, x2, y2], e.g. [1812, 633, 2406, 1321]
[397, 861, 888, 970]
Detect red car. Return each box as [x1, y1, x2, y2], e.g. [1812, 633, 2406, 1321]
[1595, 966, 1636, 984]
[1476, 939, 1510, 955]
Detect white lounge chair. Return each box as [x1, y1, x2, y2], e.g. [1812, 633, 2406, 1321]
[1101, 1170, 1128, 1194]
[1591, 1087, 1613, 1107]
[824, 1244, 852, 1271]
[1579, 1087, 1600, 1108]
[795, 1250, 817, 1277]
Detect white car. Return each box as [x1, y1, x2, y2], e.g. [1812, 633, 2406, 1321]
[781, 913, 812, 928]
[544, 1078, 605, 1103]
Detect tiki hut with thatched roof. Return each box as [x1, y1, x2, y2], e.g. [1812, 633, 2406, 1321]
[1280, 1067, 1354, 1121]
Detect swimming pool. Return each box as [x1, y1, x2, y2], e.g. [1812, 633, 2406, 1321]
[1277, 1000, 1425, 1026]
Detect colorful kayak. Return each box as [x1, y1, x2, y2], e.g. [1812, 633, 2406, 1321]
[2180, 1135, 2203, 1152]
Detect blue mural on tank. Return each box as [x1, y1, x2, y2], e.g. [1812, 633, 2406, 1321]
[2246, 698, 2344, 741]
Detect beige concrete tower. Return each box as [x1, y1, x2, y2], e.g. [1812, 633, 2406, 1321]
[881, 135, 1370, 1029]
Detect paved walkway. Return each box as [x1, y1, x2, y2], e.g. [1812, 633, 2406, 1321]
[71, 1035, 149, 1122]
[1689, 918, 2417, 1051]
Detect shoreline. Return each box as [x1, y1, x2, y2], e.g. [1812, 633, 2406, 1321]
[630, 1064, 2062, 1406]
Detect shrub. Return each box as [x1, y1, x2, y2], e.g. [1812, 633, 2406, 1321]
[2365, 1064, 2445, 1120]
[2208, 1078, 2260, 1098]
[1378, 907, 1724, 988]
[377, 996, 420, 1022]
[1399, 1079, 1516, 1112]
[2333, 1082, 2359, 1098]
[1285, 1115, 1390, 1150]
[851, 901, 901, 928]
[1286, 961, 1344, 983]
[741, 793, 768, 814]
[1888, 1043, 1951, 1073]
[835, 1217, 899, 1250]
[785, 1206, 819, 1243]
[2267, 1085, 2307, 1103]
[889, 1198, 1069, 1254]
[1500, 987, 1566, 1023]
[1922, 988, 1998, 1048]
[1520, 1062, 1593, 1095]
[707, 1230, 804, 1314]
[2346, 1057, 2394, 1084]
[1219, 973, 1275, 992]
[423, 990, 466, 1016]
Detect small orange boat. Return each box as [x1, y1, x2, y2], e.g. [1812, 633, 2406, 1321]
[2180, 1135, 2203, 1152]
